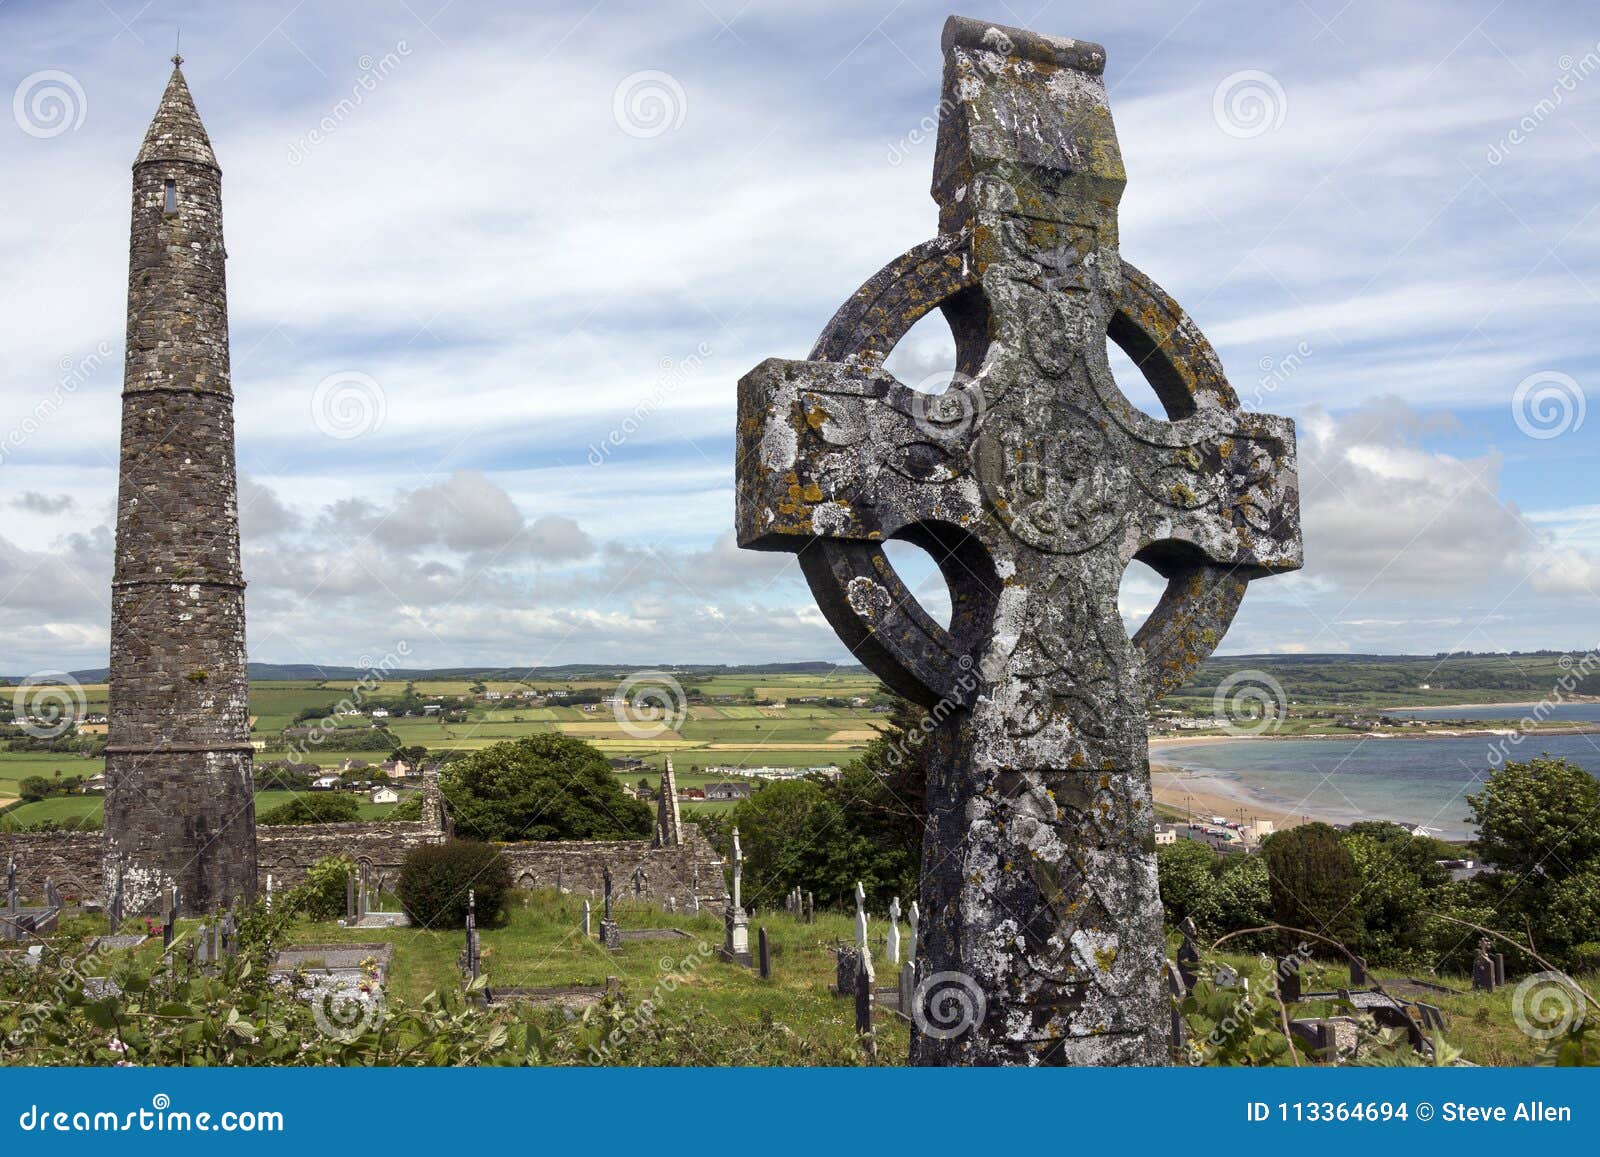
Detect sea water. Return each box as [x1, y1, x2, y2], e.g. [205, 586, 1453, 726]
[1155, 732, 1600, 840]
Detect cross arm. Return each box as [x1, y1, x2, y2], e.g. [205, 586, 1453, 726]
[1117, 407, 1303, 576]
[735, 357, 982, 552]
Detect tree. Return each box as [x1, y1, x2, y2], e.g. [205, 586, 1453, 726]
[440, 734, 651, 841]
[1468, 756, 1600, 881]
[1262, 823, 1362, 952]
[17, 776, 51, 802]
[1156, 840, 1219, 929]
[258, 793, 361, 825]
[1344, 830, 1437, 968]
[703, 699, 926, 910]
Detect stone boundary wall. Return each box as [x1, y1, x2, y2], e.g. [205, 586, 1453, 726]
[0, 824, 725, 908]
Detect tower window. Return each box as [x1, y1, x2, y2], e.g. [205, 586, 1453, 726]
[163, 179, 177, 214]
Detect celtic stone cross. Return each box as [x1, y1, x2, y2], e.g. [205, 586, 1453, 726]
[736, 15, 1302, 1065]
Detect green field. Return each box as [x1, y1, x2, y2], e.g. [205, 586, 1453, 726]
[0, 790, 414, 831]
[0, 672, 892, 827]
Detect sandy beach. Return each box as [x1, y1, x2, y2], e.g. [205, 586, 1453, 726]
[1150, 736, 1328, 830]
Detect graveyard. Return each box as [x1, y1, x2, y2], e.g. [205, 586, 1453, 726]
[4, 857, 1594, 1066]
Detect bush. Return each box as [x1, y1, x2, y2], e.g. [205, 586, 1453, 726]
[301, 853, 358, 921]
[258, 793, 362, 825]
[397, 840, 511, 929]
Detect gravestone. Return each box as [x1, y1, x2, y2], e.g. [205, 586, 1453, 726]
[345, 871, 356, 922]
[1349, 955, 1368, 987]
[855, 947, 876, 1040]
[721, 827, 751, 966]
[804, 891, 814, 925]
[582, 899, 591, 937]
[899, 962, 915, 1021]
[264, 874, 273, 913]
[556, 864, 563, 894]
[906, 900, 919, 961]
[853, 881, 867, 950]
[1279, 954, 1302, 1004]
[758, 926, 771, 979]
[163, 887, 178, 950]
[1472, 938, 1497, 992]
[44, 879, 61, 909]
[887, 896, 902, 966]
[599, 867, 621, 951]
[733, 14, 1301, 1065]
[1494, 953, 1507, 987]
[836, 943, 862, 997]
[464, 889, 481, 980]
[1176, 917, 1202, 992]
[1164, 959, 1188, 1059]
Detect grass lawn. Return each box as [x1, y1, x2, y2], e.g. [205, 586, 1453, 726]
[274, 889, 907, 1061]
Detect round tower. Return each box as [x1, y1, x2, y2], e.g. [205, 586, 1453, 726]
[103, 57, 256, 917]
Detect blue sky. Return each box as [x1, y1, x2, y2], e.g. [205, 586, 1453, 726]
[1, 0, 1597, 672]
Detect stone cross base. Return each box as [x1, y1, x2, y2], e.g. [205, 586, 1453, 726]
[599, 919, 621, 951]
[720, 906, 751, 967]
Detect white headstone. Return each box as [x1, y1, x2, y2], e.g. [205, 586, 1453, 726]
[886, 895, 902, 965]
[731, 827, 744, 913]
[907, 900, 920, 963]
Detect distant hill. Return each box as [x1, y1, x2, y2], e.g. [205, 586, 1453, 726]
[41, 660, 870, 684]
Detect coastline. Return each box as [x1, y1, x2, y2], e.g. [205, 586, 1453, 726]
[1149, 762, 1323, 831]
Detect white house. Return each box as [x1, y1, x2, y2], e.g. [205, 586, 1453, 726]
[311, 774, 342, 790]
[370, 786, 399, 805]
[370, 708, 389, 718]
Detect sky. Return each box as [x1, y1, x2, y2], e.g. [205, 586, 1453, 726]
[1, 0, 1597, 674]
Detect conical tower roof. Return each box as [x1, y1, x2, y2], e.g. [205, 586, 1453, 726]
[135, 57, 217, 169]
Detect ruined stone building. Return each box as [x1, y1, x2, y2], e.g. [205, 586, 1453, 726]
[102, 58, 257, 916]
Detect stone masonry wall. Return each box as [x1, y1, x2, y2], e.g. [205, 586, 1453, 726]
[0, 824, 724, 909]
